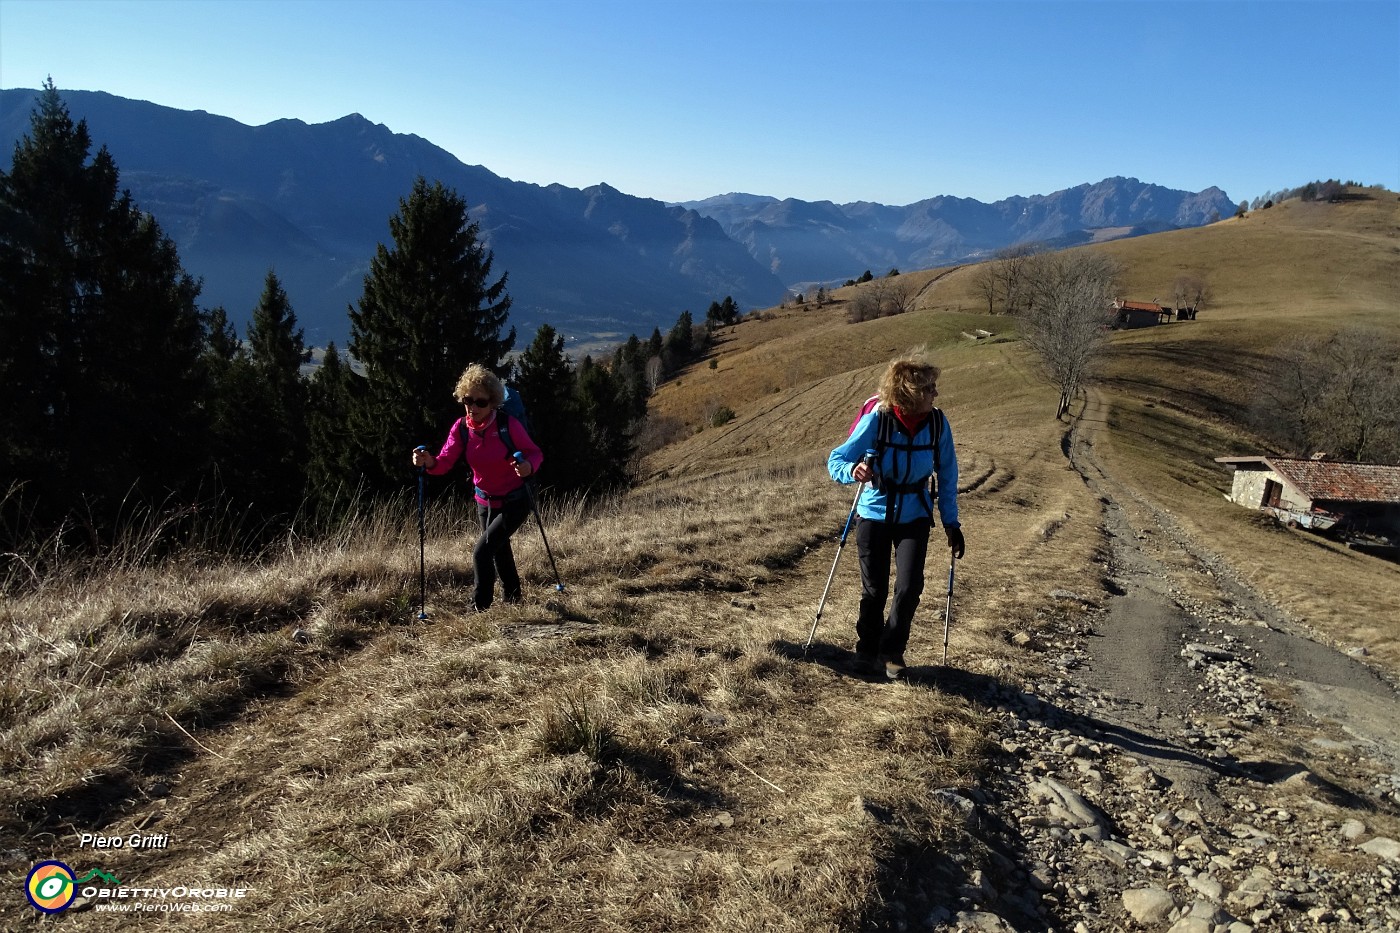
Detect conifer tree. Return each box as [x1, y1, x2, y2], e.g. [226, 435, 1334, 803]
[663, 310, 694, 372]
[201, 306, 263, 510]
[0, 80, 206, 531]
[244, 270, 308, 518]
[706, 300, 725, 328]
[721, 295, 739, 324]
[348, 177, 515, 492]
[575, 360, 634, 490]
[203, 307, 242, 379]
[513, 324, 586, 494]
[305, 343, 364, 517]
[612, 335, 649, 420]
[706, 296, 740, 328]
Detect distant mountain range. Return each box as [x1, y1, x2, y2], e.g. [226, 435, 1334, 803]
[679, 181, 1234, 289]
[1, 88, 1237, 347]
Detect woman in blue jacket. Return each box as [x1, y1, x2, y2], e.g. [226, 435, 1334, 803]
[828, 353, 964, 679]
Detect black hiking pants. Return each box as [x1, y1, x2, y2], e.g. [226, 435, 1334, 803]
[855, 517, 931, 660]
[473, 497, 531, 610]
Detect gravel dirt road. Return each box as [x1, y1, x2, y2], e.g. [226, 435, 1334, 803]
[948, 390, 1400, 932]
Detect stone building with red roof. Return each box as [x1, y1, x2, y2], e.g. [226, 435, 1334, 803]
[1110, 299, 1174, 329]
[1216, 455, 1400, 547]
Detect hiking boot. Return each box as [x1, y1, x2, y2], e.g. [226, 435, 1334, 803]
[883, 655, 907, 680]
[852, 649, 880, 675]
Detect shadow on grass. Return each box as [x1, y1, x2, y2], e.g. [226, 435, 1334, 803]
[12, 674, 300, 838]
[613, 745, 734, 813]
[773, 639, 1055, 930]
[771, 637, 1324, 930]
[773, 639, 891, 683]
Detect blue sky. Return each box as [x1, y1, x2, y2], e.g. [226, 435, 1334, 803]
[2, 0, 1397, 206]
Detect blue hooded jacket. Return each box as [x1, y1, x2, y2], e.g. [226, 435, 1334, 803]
[828, 408, 959, 526]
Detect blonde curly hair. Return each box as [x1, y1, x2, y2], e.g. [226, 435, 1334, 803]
[877, 350, 940, 413]
[453, 364, 504, 409]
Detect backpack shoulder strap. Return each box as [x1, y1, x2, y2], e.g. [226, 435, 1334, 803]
[874, 407, 894, 458]
[881, 409, 940, 453]
[931, 407, 943, 471]
[496, 410, 515, 453]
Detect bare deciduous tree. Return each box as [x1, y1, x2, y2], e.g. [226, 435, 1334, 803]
[970, 243, 1045, 315]
[999, 243, 1042, 315]
[1259, 327, 1400, 462]
[847, 286, 881, 323]
[1171, 274, 1210, 317]
[846, 277, 915, 323]
[644, 355, 664, 394]
[971, 261, 998, 314]
[1017, 251, 1120, 419]
[876, 277, 917, 316]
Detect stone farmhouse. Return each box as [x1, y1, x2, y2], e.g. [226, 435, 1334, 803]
[1110, 299, 1174, 329]
[1215, 455, 1400, 555]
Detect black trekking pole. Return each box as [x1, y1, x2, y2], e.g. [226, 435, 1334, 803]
[805, 451, 876, 657]
[414, 447, 429, 621]
[941, 549, 956, 664]
[513, 452, 565, 593]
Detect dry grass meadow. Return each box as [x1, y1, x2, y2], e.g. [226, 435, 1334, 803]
[2, 187, 1397, 930]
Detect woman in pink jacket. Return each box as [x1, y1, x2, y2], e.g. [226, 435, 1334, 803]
[411, 364, 544, 611]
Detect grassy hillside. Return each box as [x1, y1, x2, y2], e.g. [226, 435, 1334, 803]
[2, 188, 1397, 930]
[644, 187, 1399, 666]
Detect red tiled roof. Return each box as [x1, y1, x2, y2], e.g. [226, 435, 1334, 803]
[1266, 458, 1400, 504]
[1116, 300, 1168, 313]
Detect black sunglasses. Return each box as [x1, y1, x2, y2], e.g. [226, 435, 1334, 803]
[462, 397, 492, 408]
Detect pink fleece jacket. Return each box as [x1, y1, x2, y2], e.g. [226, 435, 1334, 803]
[425, 411, 544, 504]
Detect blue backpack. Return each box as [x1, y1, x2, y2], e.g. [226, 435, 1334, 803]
[499, 385, 531, 437]
[848, 395, 943, 524]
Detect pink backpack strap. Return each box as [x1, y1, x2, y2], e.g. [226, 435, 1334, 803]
[847, 395, 881, 436]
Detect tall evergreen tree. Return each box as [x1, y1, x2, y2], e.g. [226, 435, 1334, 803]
[663, 310, 694, 373]
[514, 324, 586, 494]
[666, 310, 694, 358]
[612, 335, 648, 420]
[706, 300, 725, 328]
[575, 361, 634, 491]
[348, 177, 515, 492]
[244, 270, 308, 518]
[305, 343, 364, 517]
[705, 296, 739, 328]
[201, 306, 262, 511]
[0, 80, 206, 531]
[720, 295, 740, 325]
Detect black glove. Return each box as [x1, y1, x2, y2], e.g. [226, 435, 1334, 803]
[944, 524, 965, 559]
